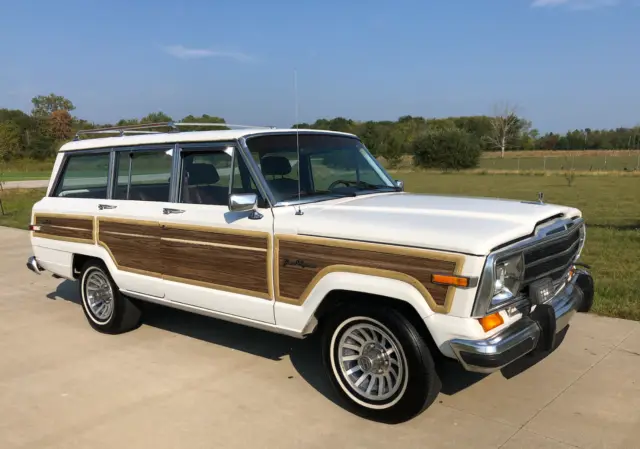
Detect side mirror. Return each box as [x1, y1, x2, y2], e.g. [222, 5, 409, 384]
[228, 193, 263, 220]
[395, 180, 404, 191]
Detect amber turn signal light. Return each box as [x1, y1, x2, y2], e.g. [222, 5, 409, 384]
[478, 313, 504, 332]
[431, 274, 470, 288]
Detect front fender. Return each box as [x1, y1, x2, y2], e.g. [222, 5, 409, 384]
[273, 270, 437, 335]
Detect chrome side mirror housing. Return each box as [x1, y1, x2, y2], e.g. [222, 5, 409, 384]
[228, 193, 263, 219]
[395, 180, 404, 191]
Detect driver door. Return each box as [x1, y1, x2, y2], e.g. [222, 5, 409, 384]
[160, 142, 275, 323]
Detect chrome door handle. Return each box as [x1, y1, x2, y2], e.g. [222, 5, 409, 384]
[163, 208, 185, 215]
[98, 204, 117, 210]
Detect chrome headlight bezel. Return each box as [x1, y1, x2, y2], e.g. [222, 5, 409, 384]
[471, 216, 586, 318]
[489, 253, 525, 311]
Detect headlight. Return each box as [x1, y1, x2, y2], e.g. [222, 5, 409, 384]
[490, 253, 524, 309]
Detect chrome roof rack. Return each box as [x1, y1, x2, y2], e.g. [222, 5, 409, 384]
[73, 121, 276, 140]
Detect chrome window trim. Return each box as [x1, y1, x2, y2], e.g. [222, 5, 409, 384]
[238, 131, 397, 208]
[471, 217, 585, 318]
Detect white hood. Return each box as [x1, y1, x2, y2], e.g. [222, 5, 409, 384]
[287, 193, 581, 256]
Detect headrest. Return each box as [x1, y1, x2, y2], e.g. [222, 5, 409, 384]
[261, 156, 292, 176]
[186, 163, 220, 185]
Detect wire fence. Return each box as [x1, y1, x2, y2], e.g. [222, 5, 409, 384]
[479, 154, 640, 172]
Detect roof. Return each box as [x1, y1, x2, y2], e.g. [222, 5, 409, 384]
[59, 128, 357, 152]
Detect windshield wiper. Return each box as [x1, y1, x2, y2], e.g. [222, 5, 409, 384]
[281, 191, 356, 201]
[335, 180, 393, 191]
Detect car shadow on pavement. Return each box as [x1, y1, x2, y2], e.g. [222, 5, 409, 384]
[47, 279, 344, 408]
[46, 279, 569, 408]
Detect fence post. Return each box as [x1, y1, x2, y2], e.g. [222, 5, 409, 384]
[604, 154, 607, 171]
[543, 156, 546, 171]
[637, 152, 639, 171]
[517, 158, 520, 171]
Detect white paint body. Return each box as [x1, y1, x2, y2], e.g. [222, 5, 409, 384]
[31, 130, 583, 359]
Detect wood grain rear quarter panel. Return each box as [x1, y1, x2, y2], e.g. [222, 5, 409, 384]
[33, 214, 95, 243]
[275, 235, 464, 313]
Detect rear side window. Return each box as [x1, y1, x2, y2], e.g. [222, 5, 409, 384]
[53, 153, 110, 199]
[115, 150, 172, 202]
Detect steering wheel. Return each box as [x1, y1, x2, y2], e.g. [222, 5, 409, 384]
[327, 180, 352, 190]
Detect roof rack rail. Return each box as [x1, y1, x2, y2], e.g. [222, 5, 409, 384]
[73, 121, 276, 140]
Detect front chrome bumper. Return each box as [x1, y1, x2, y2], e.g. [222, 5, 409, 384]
[450, 269, 593, 373]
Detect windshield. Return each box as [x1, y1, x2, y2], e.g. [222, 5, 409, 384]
[245, 133, 396, 204]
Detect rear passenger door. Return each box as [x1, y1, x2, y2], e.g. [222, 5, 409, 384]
[160, 143, 275, 323]
[94, 146, 176, 298]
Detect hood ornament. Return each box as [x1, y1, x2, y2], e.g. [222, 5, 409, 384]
[538, 192, 544, 204]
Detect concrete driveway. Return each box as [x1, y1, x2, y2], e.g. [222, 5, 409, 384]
[1, 226, 638, 449]
[2, 180, 49, 190]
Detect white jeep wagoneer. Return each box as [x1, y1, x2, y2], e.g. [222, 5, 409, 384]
[27, 122, 594, 423]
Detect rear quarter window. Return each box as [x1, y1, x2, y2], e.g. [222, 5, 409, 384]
[53, 153, 110, 199]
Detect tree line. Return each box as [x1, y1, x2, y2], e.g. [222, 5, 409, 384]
[1, 94, 639, 169]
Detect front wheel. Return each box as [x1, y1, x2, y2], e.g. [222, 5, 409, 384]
[79, 260, 142, 334]
[322, 305, 441, 423]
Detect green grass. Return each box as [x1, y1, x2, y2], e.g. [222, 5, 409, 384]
[1, 159, 54, 181]
[0, 189, 46, 229]
[394, 173, 640, 320]
[1, 174, 638, 320]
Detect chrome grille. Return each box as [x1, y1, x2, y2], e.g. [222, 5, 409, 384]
[521, 224, 583, 289]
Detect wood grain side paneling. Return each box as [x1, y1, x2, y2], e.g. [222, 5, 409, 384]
[163, 239, 270, 297]
[97, 219, 272, 297]
[98, 219, 164, 276]
[276, 236, 463, 312]
[33, 214, 95, 243]
[162, 226, 268, 250]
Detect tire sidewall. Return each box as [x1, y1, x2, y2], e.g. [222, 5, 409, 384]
[322, 306, 439, 423]
[80, 264, 117, 328]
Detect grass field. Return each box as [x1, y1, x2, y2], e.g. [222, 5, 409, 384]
[1, 160, 55, 181]
[395, 173, 640, 320]
[0, 174, 638, 320]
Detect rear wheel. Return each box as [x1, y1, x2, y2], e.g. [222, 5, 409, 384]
[79, 261, 142, 334]
[322, 305, 441, 423]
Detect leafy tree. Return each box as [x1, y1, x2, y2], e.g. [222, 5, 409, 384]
[181, 114, 228, 130]
[116, 118, 140, 126]
[0, 121, 24, 160]
[48, 110, 73, 140]
[31, 94, 75, 117]
[413, 127, 481, 171]
[25, 133, 56, 160]
[140, 112, 172, 124]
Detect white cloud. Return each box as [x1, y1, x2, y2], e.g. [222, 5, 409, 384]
[163, 45, 254, 62]
[531, 0, 619, 9]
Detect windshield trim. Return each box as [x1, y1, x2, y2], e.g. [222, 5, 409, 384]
[238, 131, 398, 208]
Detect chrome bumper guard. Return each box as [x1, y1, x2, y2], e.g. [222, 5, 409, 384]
[26, 256, 43, 275]
[450, 270, 593, 373]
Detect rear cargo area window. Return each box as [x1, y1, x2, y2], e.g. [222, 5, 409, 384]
[53, 153, 110, 199]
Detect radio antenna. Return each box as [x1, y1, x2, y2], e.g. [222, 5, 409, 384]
[294, 69, 304, 215]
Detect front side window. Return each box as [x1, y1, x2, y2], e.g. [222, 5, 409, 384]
[179, 146, 262, 206]
[115, 150, 172, 202]
[53, 152, 110, 199]
[245, 134, 395, 203]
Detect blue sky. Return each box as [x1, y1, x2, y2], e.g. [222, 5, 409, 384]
[1, 0, 638, 132]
